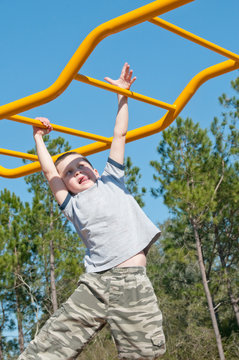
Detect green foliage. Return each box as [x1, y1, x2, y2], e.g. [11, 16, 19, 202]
[124, 156, 146, 207]
[149, 77, 239, 359]
[150, 117, 217, 219]
[0, 189, 37, 356]
[146, 220, 239, 360]
[77, 325, 118, 360]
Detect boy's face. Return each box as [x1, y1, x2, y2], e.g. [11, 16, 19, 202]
[56, 154, 99, 194]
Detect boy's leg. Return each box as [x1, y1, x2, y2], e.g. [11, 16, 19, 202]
[106, 267, 166, 360]
[18, 273, 107, 360]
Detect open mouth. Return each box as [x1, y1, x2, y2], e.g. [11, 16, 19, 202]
[79, 176, 88, 184]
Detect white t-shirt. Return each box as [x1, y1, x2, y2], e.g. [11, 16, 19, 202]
[60, 157, 161, 272]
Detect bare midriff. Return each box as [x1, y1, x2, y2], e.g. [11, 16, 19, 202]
[117, 250, 146, 267]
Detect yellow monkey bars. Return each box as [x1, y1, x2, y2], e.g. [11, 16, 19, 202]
[0, 0, 239, 178]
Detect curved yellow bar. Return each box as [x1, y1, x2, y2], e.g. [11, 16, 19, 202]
[1, 0, 239, 178]
[77, 60, 239, 144]
[1, 59, 239, 178]
[0, 0, 193, 120]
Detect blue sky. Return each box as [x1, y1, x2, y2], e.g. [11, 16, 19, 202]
[0, 0, 238, 225]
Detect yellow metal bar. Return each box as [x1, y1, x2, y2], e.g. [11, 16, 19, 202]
[1, 0, 239, 179]
[75, 74, 176, 111]
[0, 0, 194, 120]
[149, 17, 239, 62]
[7, 115, 112, 144]
[0, 148, 38, 161]
[1, 59, 239, 179]
[127, 59, 239, 137]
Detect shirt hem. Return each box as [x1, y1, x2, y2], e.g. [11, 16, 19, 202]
[85, 232, 161, 273]
[107, 157, 125, 170]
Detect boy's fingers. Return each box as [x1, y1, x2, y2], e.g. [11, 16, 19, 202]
[121, 62, 128, 78]
[104, 76, 115, 84]
[131, 76, 136, 84]
[105, 63, 136, 89]
[125, 64, 130, 76]
[127, 69, 133, 82]
[35, 116, 52, 129]
[35, 116, 48, 122]
[104, 77, 118, 87]
[104, 76, 112, 83]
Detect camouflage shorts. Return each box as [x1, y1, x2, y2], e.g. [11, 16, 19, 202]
[18, 267, 166, 360]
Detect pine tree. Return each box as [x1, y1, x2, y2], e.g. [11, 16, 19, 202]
[210, 77, 239, 330]
[150, 117, 227, 360]
[0, 190, 37, 357]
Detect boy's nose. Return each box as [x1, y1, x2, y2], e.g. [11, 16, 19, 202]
[75, 169, 81, 176]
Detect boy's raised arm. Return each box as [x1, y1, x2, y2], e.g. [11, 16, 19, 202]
[105, 63, 136, 165]
[33, 117, 69, 206]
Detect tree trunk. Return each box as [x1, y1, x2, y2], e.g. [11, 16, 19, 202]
[228, 291, 239, 328]
[0, 301, 4, 360]
[49, 204, 58, 313]
[15, 285, 24, 353]
[42, 237, 51, 308]
[191, 218, 225, 360]
[14, 247, 25, 354]
[0, 330, 3, 360]
[49, 239, 58, 313]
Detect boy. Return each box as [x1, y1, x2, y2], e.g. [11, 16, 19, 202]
[19, 63, 166, 359]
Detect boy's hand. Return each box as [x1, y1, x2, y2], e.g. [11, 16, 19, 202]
[33, 117, 53, 137]
[107, 63, 136, 165]
[104, 62, 136, 90]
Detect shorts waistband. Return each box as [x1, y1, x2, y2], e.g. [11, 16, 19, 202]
[96, 266, 146, 275]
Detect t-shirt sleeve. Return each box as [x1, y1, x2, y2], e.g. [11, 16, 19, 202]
[59, 192, 74, 220]
[102, 157, 125, 184]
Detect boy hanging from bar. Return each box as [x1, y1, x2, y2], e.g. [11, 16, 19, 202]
[18, 63, 166, 360]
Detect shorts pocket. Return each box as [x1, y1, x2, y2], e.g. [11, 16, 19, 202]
[151, 332, 166, 356]
[152, 333, 165, 347]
